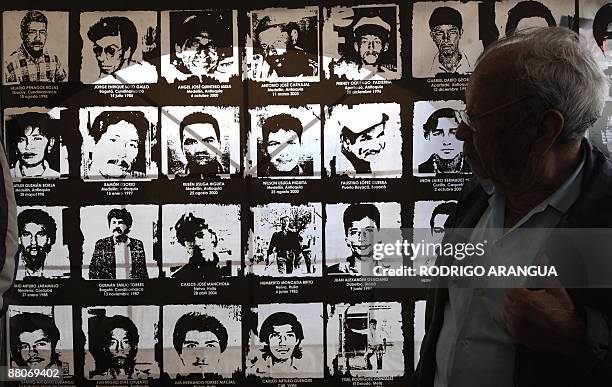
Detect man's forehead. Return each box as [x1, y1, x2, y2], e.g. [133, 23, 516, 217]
[24, 222, 45, 231]
[272, 324, 294, 333]
[432, 23, 459, 31]
[267, 128, 298, 140]
[22, 126, 44, 136]
[183, 123, 217, 138]
[27, 21, 46, 30]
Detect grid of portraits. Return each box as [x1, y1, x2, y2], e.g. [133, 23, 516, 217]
[1, 1, 591, 385]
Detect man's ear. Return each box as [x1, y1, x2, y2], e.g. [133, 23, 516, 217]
[47, 138, 55, 153]
[354, 41, 359, 53]
[175, 44, 183, 56]
[460, 28, 464, 37]
[290, 29, 298, 45]
[383, 42, 389, 52]
[345, 235, 351, 247]
[533, 109, 564, 154]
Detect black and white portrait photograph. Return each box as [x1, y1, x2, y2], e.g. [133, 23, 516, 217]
[3, 10, 68, 84]
[323, 5, 400, 81]
[162, 106, 240, 178]
[413, 100, 471, 177]
[79, 106, 158, 181]
[82, 306, 159, 380]
[412, 1, 480, 78]
[246, 7, 319, 82]
[4, 107, 68, 180]
[324, 103, 402, 178]
[327, 302, 404, 377]
[163, 304, 241, 378]
[81, 205, 158, 280]
[162, 204, 241, 279]
[161, 10, 239, 83]
[247, 203, 322, 277]
[325, 202, 401, 276]
[8, 305, 73, 378]
[412, 200, 457, 269]
[495, 0, 572, 39]
[246, 105, 321, 178]
[80, 11, 158, 84]
[586, 101, 612, 157]
[16, 206, 69, 280]
[579, 2, 612, 91]
[247, 303, 323, 379]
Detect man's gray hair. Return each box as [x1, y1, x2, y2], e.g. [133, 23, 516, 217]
[476, 27, 609, 143]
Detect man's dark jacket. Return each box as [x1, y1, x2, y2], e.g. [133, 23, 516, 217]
[411, 140, 612, 387]
[88, 236, 148, 280]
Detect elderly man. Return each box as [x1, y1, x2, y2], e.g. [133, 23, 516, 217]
[427, 7, 472, 76]
[412, 27, 612, 387]
[5, 11, 67, 84]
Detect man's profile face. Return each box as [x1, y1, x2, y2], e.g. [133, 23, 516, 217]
[355, 34, 385, 66]
[177, 31, 219, 75]
[345, 216, 377, 257]
[18, 329, 53, 369]
[20, 222, 50, 259]
[182, 124, 220, 169]
[109, 217, 128, 238]
[343, 123, 386, 164]
[23, 21, 47, 54]
[91, 121, 140, 178]
[93, 34, 127, 75]
[16, 127, 52, 168]
[258, 26, 289, 57]
[107, 328, 131, 367]
[430, 24, 461, 56]
[268, 324, 298, 361]
[429, 117, 461, 160]
[265, 129, 301, 173]
[180, 330, 222, 373]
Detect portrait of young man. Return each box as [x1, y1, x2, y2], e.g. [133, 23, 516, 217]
[327, 203, 381, 276]
[165, 11, 235, 83]
[172, 312, 228, 376]
[593, 3, 612, 61]
[171, 212, 230, 280]
[88, 314, 143, 379]
[178, 112, 227, 177]
[4, 10, 67, 84]
[88, 208, 148, 280]
[427, 6, 472, 76]
[348, 318, 388, 370]
[249, 8, 319, 81]
[10, 312, 66, 371]
[6, 112, 59, 179]
[258, 113, 312, 177]
[83, 110, 150, 180]
[429, 201, 456, 243]
[328, 7, 400, 81]
[82, 13, 157, 84]
[17, 208, 57, 280]
[417, 107, 470, 175]
[248, 311, 305, 376]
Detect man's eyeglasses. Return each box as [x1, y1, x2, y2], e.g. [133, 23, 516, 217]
[93, 44, 121, 57]
[455, 95, 532, 133]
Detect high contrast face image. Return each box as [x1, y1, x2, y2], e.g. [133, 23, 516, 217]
[180, 330, 223, 373]
[90, 121, 139, 178]
[3, 11, 68, 84]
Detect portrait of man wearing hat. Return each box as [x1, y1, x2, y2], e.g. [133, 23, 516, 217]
[427, 6, 472, 76]
[332, 14, 398, 80]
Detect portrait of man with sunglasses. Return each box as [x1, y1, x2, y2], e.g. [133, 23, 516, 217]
[165, 11, 234, 83]
[85, 15, 157, 84]
[4, 10, 67, 84]
[427, 6, 472, 76]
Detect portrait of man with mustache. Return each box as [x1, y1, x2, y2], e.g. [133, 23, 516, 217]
[4, 10, 67, 84]
[89, 314, 142, 379]
[88, 208, 148, 280]
[17, 208, 57, 280]
[427, 6, 472, 76]
[10, 312, 65, 371]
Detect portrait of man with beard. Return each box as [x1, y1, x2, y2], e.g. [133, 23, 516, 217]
[427, 6, 472, 76]
[89, 314, 143, 379]
[17, 208, 57, 280]
[88, 208, 148, 280]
